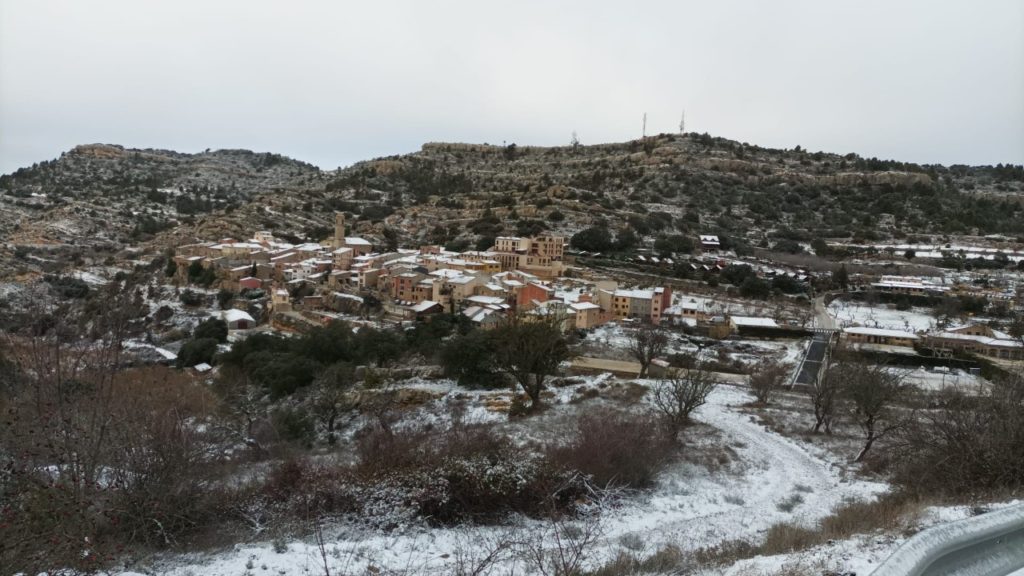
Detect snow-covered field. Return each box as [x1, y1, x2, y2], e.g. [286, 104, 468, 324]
[891, 366, 990, 393]
[827, 300, 937, 333]
[130, 385, 887, 576]
[586, 323, 806, 368]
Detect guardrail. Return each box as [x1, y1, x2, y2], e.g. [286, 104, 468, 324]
[871, 503, 1024, 576]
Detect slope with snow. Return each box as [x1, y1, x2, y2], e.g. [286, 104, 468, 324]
[135, 384, 886, 576]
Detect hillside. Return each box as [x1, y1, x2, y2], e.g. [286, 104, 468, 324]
[2, 134, 1023, 278]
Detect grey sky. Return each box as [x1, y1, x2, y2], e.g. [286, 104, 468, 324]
[2, 0, 1022, 174]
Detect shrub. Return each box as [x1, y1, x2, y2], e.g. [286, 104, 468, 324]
[272, 407, 316, 444]
[571, 226, 613, 252]
[217, 289, 234, 309]
[549, 409, 673, 489]
[44, 275, 90, 299]
[440, 332, 503, 388]
[243, 351, 321, 397]
[352, 424, 589, 524]
[179, 289, 203, 306]
[194, 318, 228, 343]
[748, 360, 788, 404]
[892, 381, 1024, 496]
[176, 337, 218, 367]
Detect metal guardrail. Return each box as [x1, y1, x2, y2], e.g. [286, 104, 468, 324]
[871, 503, 1024, 576]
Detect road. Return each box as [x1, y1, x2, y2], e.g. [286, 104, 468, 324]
[920, 522, 1024, 576]
[813, 295, 837, 329]
[872, 502, 1024, 576]
[794, 331, 831, 386]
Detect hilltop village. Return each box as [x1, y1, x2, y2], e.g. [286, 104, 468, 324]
[172, 212, 673, 332]
[169, 211, 1023, 368]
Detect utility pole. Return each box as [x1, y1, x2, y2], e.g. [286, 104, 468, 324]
[642, 112, 647, 138]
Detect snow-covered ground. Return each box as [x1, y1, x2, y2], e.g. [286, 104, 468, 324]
[827, 300, 937, 333]
[891, 366, 990, 393]
[717, 499, 1023, 576]
[131, 385, 887, 576]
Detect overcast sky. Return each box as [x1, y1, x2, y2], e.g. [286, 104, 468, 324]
[1, 0, 1022, 174]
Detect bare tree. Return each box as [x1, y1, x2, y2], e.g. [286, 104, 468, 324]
[837, 362, 910, 462]
[652, 366, 717, 438]
[627, 322, 669, 378]
[748, 359, 788, 404]
[492, 315, 570, 411]
[808, 364, 841, 434]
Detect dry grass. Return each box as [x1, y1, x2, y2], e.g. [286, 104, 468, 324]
[590, 494, 927, 575]
[760, 494, 924, 556]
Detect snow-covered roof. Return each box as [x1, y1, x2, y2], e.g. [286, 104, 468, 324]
[193, 363, 212, 373]
[218, 309, 256, 324]
[844, 327, 919, 339]
[467, 295, 506, 306]
[345, 237, 372, 246]
[929, 332, 1022, 348]
[700, 235, 720, 244]
[431, 268, 464, 279]
[332, 292, 364, 303]
[447, 276, 477, 285]
[570, 302, 601, 311]
[614, 289, 655, 300]
[731, 316, 779, 328]
[410, 300, 441, 313]
[872, 280, 949, 292]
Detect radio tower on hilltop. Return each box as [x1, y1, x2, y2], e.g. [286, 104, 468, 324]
[679, 110, 686, 135]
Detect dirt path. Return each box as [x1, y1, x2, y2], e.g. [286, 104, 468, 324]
[814, 295, 837, 329]
[595, 385, 884, 555]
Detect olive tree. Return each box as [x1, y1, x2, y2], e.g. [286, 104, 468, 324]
[491, 314, 570, 411]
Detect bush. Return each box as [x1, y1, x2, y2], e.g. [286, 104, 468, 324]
[440, 332, 503, 388]
[548, 409, 673, 489]
[44, 275, 90, 299]
[351, 424, 590, 524]
[571, 226, 614, 252]
[194, 318, 228, 343]
[176, 337, 219, 367]
[217, 289, 234, 309]
[272, 407, 316, 444]
[893, 381, 1024, 496]
[748, 360, 788, 404]
[179, 289, 203, 306]
[244, 351, 322, 397]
